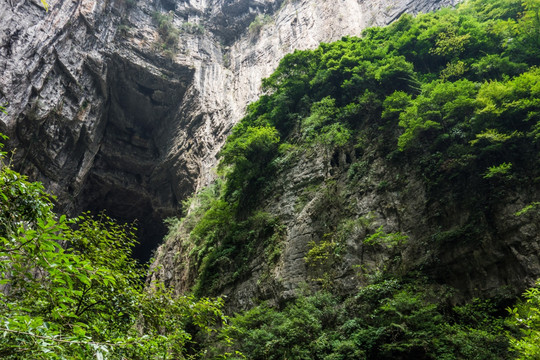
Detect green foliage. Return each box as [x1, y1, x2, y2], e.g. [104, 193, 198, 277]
[470, 128, 520, 145]
[218, 0, 540, 211]
[219, 280, 511, 359]
[219, 126, 280, 203]
[0, 137, 232, 359]
[152, 11, 180, 55]
[507, 280, 540, 359]
[431, 221, 484, 245]
[363, 226, 408, 248]
[440, 60, 468, 81]
[381, 91, 412, 122]
[181, 22, 205, 35]
[483, 162, 513, 179]
[191, 208, 284, 296]
[305, 236, 340, 268]
[162, 179, 285, 297]
[396, 79, 478, 150]
[305, 234, 343, 290]
[515, 202, 540, 216]
[301, 97, 351, 148]
[430, 31, 471, 58]
[248, 14, 272, 34]
[380, 2, 540, 191]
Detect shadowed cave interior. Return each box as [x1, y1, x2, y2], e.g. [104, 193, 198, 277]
[77, 56, 191, 263]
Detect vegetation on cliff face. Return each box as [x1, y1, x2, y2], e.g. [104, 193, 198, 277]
[158, 0, 540, 358]
[224, 0, 540, 203]
[170, 0, 540, 295]
[509, 280, 540, 359]
[222, 281, 510, 359]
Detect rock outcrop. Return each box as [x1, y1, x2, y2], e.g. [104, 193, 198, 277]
[0, 0, 456, 260]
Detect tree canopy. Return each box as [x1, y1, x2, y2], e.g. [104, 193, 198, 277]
[0, 137, 234, 359]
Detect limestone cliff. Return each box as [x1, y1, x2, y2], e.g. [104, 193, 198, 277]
[0, 0, 455, 260]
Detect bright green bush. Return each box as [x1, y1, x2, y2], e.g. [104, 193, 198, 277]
[508, 281, 540, 359]
[219, 125, 280, 200]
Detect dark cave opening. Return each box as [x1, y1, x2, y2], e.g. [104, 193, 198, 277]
[77, 117, 178, 263]
[75, 55, 192, 264]
[80, 178, 170, 263]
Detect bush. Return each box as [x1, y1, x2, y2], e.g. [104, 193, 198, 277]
[507, 281, 540, 359]
[217, 280, 511, 359]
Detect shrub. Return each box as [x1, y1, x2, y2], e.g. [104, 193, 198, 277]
[507, 281, 540, 359]
[152, 11, 180, 52]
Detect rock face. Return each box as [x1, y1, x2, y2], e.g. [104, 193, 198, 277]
[0, 0, 457, 260]
[150, 141, 540, 311]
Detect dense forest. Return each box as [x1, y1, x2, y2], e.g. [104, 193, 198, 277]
[1, 0, 540, 358]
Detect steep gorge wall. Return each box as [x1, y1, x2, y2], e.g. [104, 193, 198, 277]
[151, 139, 540, 311]
[0, 0, 456, 260]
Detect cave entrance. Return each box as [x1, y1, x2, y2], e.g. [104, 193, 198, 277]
[79, 164, 172, 264]
[77, 54, 192, 263]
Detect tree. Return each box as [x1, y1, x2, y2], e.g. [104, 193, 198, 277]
[219, 125, 280, 201]
[507, 281, 540, 359]
[0, 135, 233, 359]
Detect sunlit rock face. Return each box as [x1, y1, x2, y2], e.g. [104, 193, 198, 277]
[0, 0, 456, 262]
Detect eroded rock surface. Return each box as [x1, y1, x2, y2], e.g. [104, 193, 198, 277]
[0, 0, 456, 260]
[150, 142, 540, 311]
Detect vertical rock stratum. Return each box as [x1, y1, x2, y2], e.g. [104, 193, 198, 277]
[0, 0, 456, 260]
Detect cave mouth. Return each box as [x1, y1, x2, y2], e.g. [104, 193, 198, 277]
[80, 174, 172, 264]
[75, 54, 192, 264]
[76, 116, 178, 264]
[76, 115, 179, 264]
